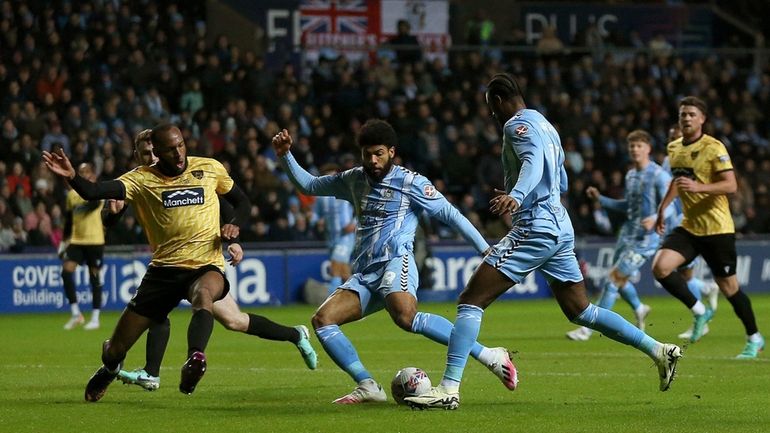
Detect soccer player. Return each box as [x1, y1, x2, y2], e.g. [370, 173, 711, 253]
[566, 130, 669, 341]
[313, 163, 356, 295]
[652, 96, 763, 358]
[43, 124, 251, 401]
[405, 73, 681, 410]
[272, 120, 518, 404]
[112, 130, 317, 391]
[661, 123, 719, 339]
[60, 162, 105, 331]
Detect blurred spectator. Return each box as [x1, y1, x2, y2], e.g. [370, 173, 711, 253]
[388, 19, 422, 65]
[0, 0, 767, 249]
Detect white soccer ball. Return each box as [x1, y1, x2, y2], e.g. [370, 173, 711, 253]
[390, 367, 431, 405]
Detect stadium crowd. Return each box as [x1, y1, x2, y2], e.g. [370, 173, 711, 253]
[1, 1, 770, 252]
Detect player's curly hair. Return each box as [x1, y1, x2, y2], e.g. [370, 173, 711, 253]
[486, 73, 524, 101]
[357, 119, 398, 149]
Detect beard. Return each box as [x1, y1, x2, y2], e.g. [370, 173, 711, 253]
[364, 159, 393, 182]
[157, 157, 187, 177]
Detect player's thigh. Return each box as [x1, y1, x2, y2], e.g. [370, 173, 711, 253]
[212, 292, 246, 329]
[84, 245, 104, 270]
[384, 291, 418, 331]
[128, 267, 187, 323]
[612, 243, 656, 281]
[313, 286, 364, 326]
[654, 228, 697, 276]
[697, 233, 737, 279]
[458, 261, 515, 309]
[187, 267, 228, 306]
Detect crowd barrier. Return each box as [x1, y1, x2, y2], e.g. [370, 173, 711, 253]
[2, 239, 769, 313]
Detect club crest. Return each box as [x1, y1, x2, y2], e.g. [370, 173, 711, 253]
[191, 170, 204, 180]
[423, 184, 436, 198]
[515, 125, 528, 136]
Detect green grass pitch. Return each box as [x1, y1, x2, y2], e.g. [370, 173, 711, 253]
[1, 295, 769, 433]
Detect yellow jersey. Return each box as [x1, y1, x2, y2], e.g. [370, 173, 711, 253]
[667, 134, 734, 236]
[118, 156, 234, 270]
[66, 190, 105, 245]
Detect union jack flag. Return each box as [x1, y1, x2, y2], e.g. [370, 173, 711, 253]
[300, 0, 371, 36]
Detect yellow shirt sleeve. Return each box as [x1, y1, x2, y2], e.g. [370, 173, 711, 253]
[711, 141, 733, 172]
[213, 160, 234, 195]
[118, 168, 143, 202]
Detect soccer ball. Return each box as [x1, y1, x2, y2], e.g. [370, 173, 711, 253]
[390, 367, 431, 405]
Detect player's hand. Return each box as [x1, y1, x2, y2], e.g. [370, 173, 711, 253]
[272, 129, 293, 157]
[586, 186, 600, 201]
[57, 240, 69, 260]
[227, 243, 243, 266]
[42, 148, 76, 179]
[674, 177, 702, 193]
[490, 189, 520, 215]
[221, 223, 240, 241]
[641, 216, 656, 231]
[655, 211, 666, 235]
[108, 199, 125, 214]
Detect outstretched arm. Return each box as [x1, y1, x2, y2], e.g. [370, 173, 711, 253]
[44, 149, 125, 200]
[273, 129, 348, 197]
[409, 177, 489, 254]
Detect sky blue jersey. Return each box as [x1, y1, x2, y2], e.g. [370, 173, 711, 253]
[314, 195, 355, 249]
[502, 108, 572, 238]
[281, 153, 489, 273]
[661, 156, 684, 220]
[598, 161, 674, 244]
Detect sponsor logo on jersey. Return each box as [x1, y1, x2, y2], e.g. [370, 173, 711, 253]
[162, 188, 205, 208]
[671, 167, 696, 180]
[718, 155, 730, 163]
[191, 170, 204, 179]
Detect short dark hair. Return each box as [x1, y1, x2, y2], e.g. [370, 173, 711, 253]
[150, 124, 178, 146]
[679, 96, 708, 116]
[626, 129, 653, 145]
[486, 73, 524, 101]
[356, 119, 397, 149]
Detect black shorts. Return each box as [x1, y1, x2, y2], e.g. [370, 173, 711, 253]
[127, 265, 230, 323]
[64, 244, 104, 268]
[661, 227, 737, 278]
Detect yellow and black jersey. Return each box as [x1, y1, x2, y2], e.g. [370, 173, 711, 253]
[667, 134, 734, 236]
[118, 156, 234, 270]
[66, 190, 104, 245]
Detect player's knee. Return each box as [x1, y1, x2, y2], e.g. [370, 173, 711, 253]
[393, 311, 416, 332]
[311, 311, 335, 329]
[220, 314, 247, 332]
[652, 263, 672, 280]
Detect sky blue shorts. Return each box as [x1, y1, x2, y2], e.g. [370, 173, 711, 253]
[330, 239, 355, 263]
[484, 226, 583, 284]
[340, 254, 418, 317]
[613, 239, 659, 278]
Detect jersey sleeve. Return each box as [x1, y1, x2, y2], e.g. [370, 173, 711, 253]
[505, 120, 544, 205]
[280, 153, 351, 200]
[117, 169, 142, 202]
[213, 159, 235, 195]
[407, 174, 488, 254]
[710, 141, 734, 173]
